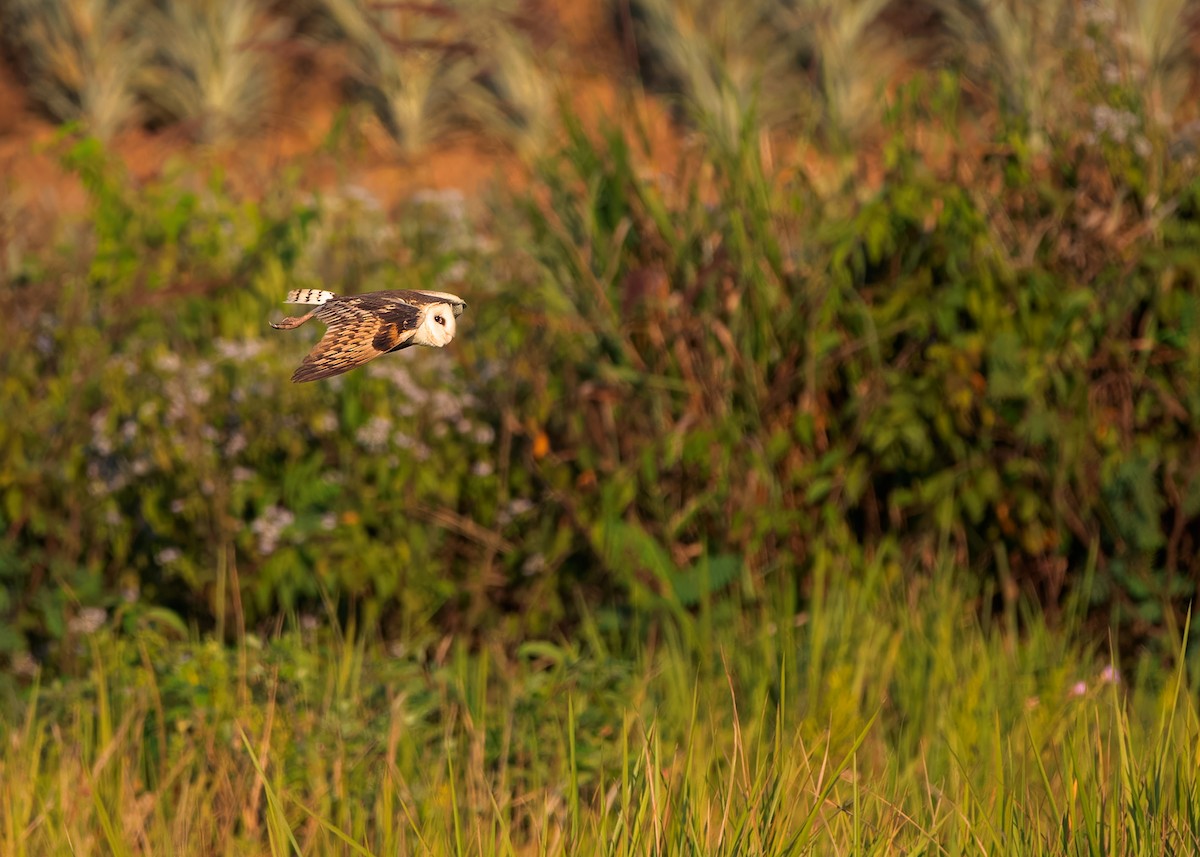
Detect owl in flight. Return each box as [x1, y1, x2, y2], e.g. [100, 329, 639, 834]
[271, 288, 467, 382]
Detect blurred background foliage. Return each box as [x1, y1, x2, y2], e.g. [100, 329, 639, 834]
[2, 0, 1200, 673]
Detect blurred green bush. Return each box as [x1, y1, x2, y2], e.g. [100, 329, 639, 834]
[0, 136, 511, 659]
[4, 68, 1200, 668]
[510, 105, 1200, 645]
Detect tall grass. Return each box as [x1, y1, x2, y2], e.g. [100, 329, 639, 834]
[136, 0, 290, 142]
[779, 0, 909, 144]
[318, 0, 479, 152]
[935, 0, 1200, 145]
[0, 0, 552, 151]
[1, 558, 1196, 854]
[314, 0, 553, 155]
[1106, 0, 1197, 124]
[624, 0, 913, 147]
[0, 0, 147, 139]
[627, 0, 813, 154]
[932, 0, 1080, 144]
[459, 14, 555, 157]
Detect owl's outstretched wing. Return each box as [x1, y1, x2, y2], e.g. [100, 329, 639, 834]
[291, 298, 421, 383]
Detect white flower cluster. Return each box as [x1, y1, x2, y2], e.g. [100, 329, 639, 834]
[498, 497, 534, 526]
[410, 188, 469, 252]
[355, 415, 394, 453]
[363, 357, 497, 453]
[392, 431, 432, 462]
[67, 606, 107, 635]
[214, 338, 265, 362]
[87, 409, 136, 495]
[251, 504, 295, 555]
[314, 410, 339, 434]
[160, 355, 212, 422]
[1087, 105, 1151, 157]
[1090, 105, 1139, 143]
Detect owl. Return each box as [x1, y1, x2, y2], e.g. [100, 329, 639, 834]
[271, 288, 467, 382]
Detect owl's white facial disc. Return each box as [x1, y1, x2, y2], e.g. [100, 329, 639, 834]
[414, 302, 458, 347]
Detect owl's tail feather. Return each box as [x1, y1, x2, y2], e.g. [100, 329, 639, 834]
[284, 289, 337, 305]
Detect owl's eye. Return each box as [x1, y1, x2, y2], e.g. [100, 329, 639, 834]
[434, 315, 445, 325]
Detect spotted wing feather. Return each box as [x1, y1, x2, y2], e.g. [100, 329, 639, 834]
[290, 297, 421, 383]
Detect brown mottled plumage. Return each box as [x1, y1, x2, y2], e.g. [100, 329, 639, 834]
[271, 288, 467, 382]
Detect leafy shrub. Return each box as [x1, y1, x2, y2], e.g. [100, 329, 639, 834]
[5, 63, 1200, 668]
[0, 136, 505, 661]
[486, 96, 1200, 650]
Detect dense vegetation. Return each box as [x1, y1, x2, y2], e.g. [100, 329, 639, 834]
[5, 91, 1200, 666]
[3, 0, 1200, 852]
